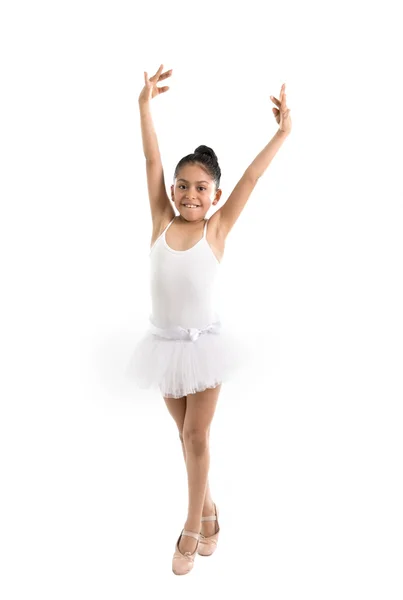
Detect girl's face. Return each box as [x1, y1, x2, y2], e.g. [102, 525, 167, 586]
[171, 163, 221, 222]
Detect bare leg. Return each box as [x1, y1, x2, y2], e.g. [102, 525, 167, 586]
[179, 432, 215, 521]
[164, 392, 219, 547]
[163, 395, 215, 517]
[179, 430, 218, 539]
[179, 384, 221, 553]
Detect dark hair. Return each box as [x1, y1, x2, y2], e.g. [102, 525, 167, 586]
[173, 145, 221, 189]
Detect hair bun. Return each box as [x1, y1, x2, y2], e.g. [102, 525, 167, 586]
[194, 145, 217, 162]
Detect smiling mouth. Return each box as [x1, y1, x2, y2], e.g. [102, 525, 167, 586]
[182, 204, 200, 208]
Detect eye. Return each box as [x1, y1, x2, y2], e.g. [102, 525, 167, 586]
[178, 184, 206, 191]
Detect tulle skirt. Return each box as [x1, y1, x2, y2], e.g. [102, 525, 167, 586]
[124, 318, 251, 398]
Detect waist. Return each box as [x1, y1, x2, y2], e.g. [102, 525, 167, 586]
[148, 319, 222, 342]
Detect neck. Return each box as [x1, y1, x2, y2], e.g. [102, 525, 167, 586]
[177, 215, 205, 225]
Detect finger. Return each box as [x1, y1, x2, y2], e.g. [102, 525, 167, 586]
[281, 92, 287, 108]
[151, 64, 164, 81]
[159, 86, 170, 94]
[159, 68, 173, 81]
[272, 95, 286, 110]
[281, 85, 287, 105]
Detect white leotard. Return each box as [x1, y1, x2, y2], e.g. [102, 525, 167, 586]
[149, 217, 221, 334]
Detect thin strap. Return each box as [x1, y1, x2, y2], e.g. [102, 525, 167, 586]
[164, 217, 175, 234]
[150, 217, 175, 253]
[203, 219, 208, 238]
[182, 529, 200, 541]
[201, 503, 217, 521]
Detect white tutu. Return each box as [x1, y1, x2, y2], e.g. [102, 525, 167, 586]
[124, 318, 251, 398]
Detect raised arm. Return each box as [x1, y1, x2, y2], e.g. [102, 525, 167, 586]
[216, 84, 292, 239]
[138, 65, 175, 224]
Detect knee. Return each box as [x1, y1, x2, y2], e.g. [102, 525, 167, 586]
[182, 427, 209, 455]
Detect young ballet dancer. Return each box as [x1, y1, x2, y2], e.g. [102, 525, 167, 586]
[127, 63, 291, 575]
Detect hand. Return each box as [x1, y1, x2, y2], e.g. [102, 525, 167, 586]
[138, 64, 173, 104]
[270, 83, 292, 135]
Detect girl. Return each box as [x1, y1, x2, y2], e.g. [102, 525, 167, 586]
[126, 64, 291, 575]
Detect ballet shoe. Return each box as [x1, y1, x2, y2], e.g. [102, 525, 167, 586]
[172, 529, 201, 575]
[197, 503, 220, 556]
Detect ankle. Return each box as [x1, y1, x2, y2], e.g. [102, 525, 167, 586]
[202, 501, 215, 515]
[184, 521, 201, 534]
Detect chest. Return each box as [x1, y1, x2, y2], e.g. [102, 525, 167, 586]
[151, 217, 225, 263]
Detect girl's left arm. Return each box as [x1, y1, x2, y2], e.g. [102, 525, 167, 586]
[217, 84, 291, 238]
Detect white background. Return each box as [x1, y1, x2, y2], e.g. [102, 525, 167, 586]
[1, 0, 402, 598]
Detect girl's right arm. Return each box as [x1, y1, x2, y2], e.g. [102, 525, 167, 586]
[138, 65, 174, 225]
